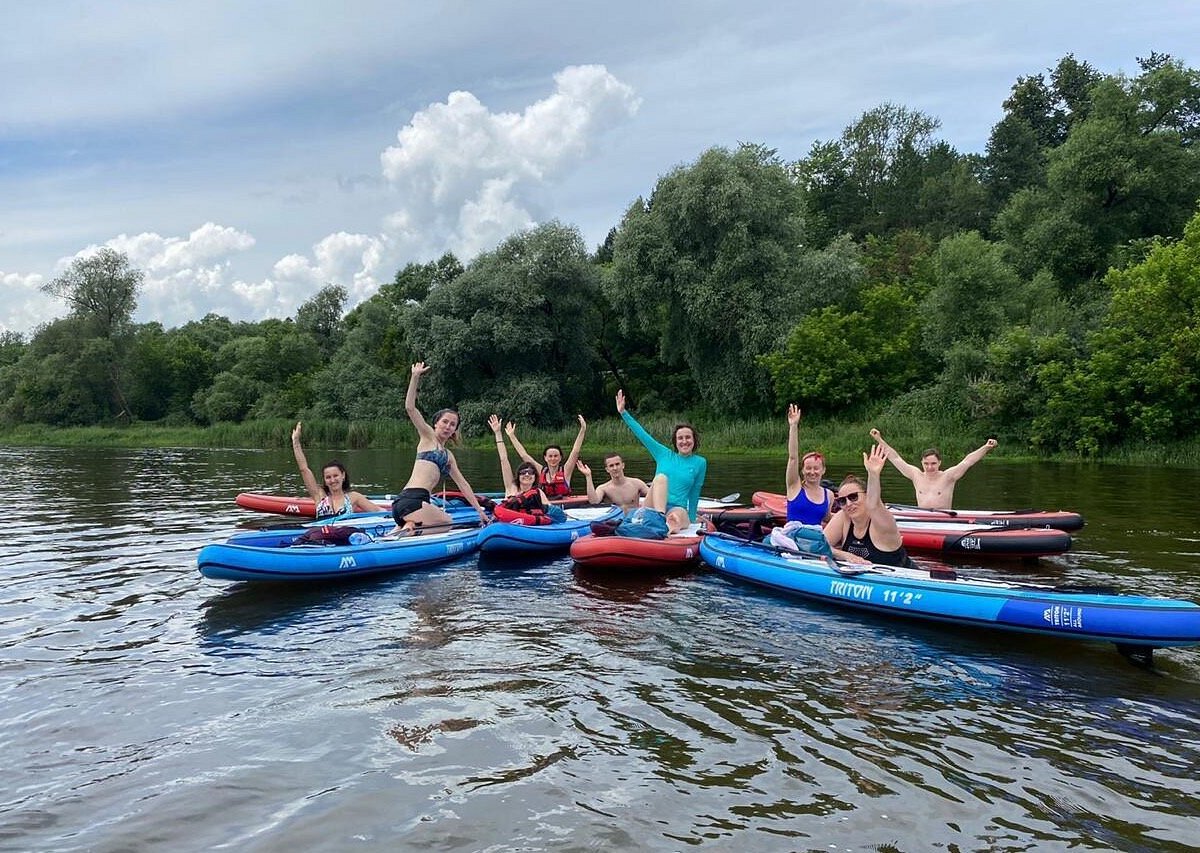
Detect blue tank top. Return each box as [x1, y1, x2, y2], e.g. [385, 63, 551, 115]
[416, 447, 452, 477]
[787, 487, 829, 525]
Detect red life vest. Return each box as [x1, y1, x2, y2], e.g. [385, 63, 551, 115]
[539, 468, 572, 498]
[494, 489, 552, 525]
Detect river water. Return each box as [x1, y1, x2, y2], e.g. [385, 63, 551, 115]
[2, 445, 1199, 852]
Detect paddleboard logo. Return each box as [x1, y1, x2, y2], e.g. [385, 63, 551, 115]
[339, 555, 356, 569]
[1043, 605, 1083, 629]
[830, 580, 873, 601]
[448, 542, 464, 554]
[286, 504, 301, 514]
[960, 537, 982, 550]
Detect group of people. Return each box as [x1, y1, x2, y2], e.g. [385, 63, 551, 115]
[291, 363, 706, 541]
[779, 405, 997, 566]
[291, 362, 997, 558]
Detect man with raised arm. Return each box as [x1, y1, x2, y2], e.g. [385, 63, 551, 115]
[869, 428, 998, 510]
[575, 454, 650, 512]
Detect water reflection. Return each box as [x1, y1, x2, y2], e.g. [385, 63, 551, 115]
[3, 445, 1200, 851]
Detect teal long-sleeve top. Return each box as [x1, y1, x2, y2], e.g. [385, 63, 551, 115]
[621, 410, 707, 521]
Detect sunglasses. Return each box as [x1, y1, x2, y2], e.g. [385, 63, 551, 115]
[833, 492, 862, 509]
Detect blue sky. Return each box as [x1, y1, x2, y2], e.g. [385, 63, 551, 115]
[2, 0, 1197, 334]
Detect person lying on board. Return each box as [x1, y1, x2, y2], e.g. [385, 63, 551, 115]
[783, 404, 834, 526]
[390, 362, 490, 535]
[504, 415, 587, 498]
[823, 443, 919, 568]
[489, 415, 566, 523]
[613, 474, 691, 540]
[291, 421, 382, 519]
[576, 454, 650, 512]
[616, 389, 706, 522]
[869, 428, 998, 510]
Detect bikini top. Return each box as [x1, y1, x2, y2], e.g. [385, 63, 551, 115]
[416, 447, 452, 478]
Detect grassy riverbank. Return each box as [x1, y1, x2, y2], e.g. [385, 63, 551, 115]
[2, 417, 1198, 465]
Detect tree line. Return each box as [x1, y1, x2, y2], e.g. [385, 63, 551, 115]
[2, 53, 1198, 456]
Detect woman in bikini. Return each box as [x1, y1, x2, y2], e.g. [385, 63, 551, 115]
[389, 362, 490, 534]
[292, 421, 382, 519]
[822, 442, 917, 568]
[503, 415, 587, 498]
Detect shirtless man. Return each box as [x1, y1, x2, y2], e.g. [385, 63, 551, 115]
[576, 454, 650, 512]
[869, 428, 998, 509]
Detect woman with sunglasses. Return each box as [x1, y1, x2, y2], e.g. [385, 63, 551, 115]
[783, 404, 834, 526]
[823, 443, 918, 568]
[503, 415, 587, 498]
[488, 414, 566, 523]
[615, 389, 706, 522]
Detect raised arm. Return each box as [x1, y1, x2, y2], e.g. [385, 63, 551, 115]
[785, 404, 801, 495]
[405, 362, 435, 440]
[291, 421, 323, 502]
[562, 415, 587, 480]
[576, 459, 601, 504]
[503, 421, 541, 470]
[869, 427, 921, 480]
[617, 390, 669, 463]
[489, 415, 517, 496]
[944, 438, 999, 481]
[864, 443, 904, 544]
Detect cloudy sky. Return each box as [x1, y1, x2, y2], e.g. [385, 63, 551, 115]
[2, 0, 1197, 334]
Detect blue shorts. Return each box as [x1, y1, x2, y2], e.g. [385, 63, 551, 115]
[616, 507, 669, 540]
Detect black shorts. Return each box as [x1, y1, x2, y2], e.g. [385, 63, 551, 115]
[391, 488, 431, 524]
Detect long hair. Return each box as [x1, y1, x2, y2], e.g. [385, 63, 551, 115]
[320, 460, 350, 495]
[430, 408, 461, 445]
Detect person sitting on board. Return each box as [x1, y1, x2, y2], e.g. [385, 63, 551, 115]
[503, 415, 587, 498]
[291, 421, 382, 519]
[869, 428, 998, 510]
[488, 415, 566, 523]
[615, 389, 706, 522]
[613, 473, 691, 540]
[823, 443, 919, 568]
[575, 453, 650, 512]
[389, 362, 490, 535]
[783, 403, 834, 527]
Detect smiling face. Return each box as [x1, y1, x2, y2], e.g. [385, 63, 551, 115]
[801, 453, 825, 484]
[543, 446, 563, 468]
[604, 454, 625, 478]
[921, 453, 942, 474]
[673, 427, 696, 455]
[322, 463, 347, 494]
[834, 484, 864, 516]
[516, 463, 539, 488]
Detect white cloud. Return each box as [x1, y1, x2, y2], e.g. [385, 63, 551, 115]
[380, 64, 640, 259]
[0, 65, 640, 334]
[0, 272, 50, 334]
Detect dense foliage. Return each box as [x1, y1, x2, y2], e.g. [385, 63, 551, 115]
[3, 52, 1199, 456]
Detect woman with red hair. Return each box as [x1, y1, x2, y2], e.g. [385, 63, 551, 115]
[784, 404, 834, 526]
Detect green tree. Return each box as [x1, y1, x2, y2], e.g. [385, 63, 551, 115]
[38, 248, 144, 420]
[403, 222, 603, 430]
[1036, 209, 1200, 453]
[295, 285, 347, 359]
[608, 143, 807, 413]
[995, 56, 1200, 286]
[761, 283, 924, 414]
[381, 252, 464, 305]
